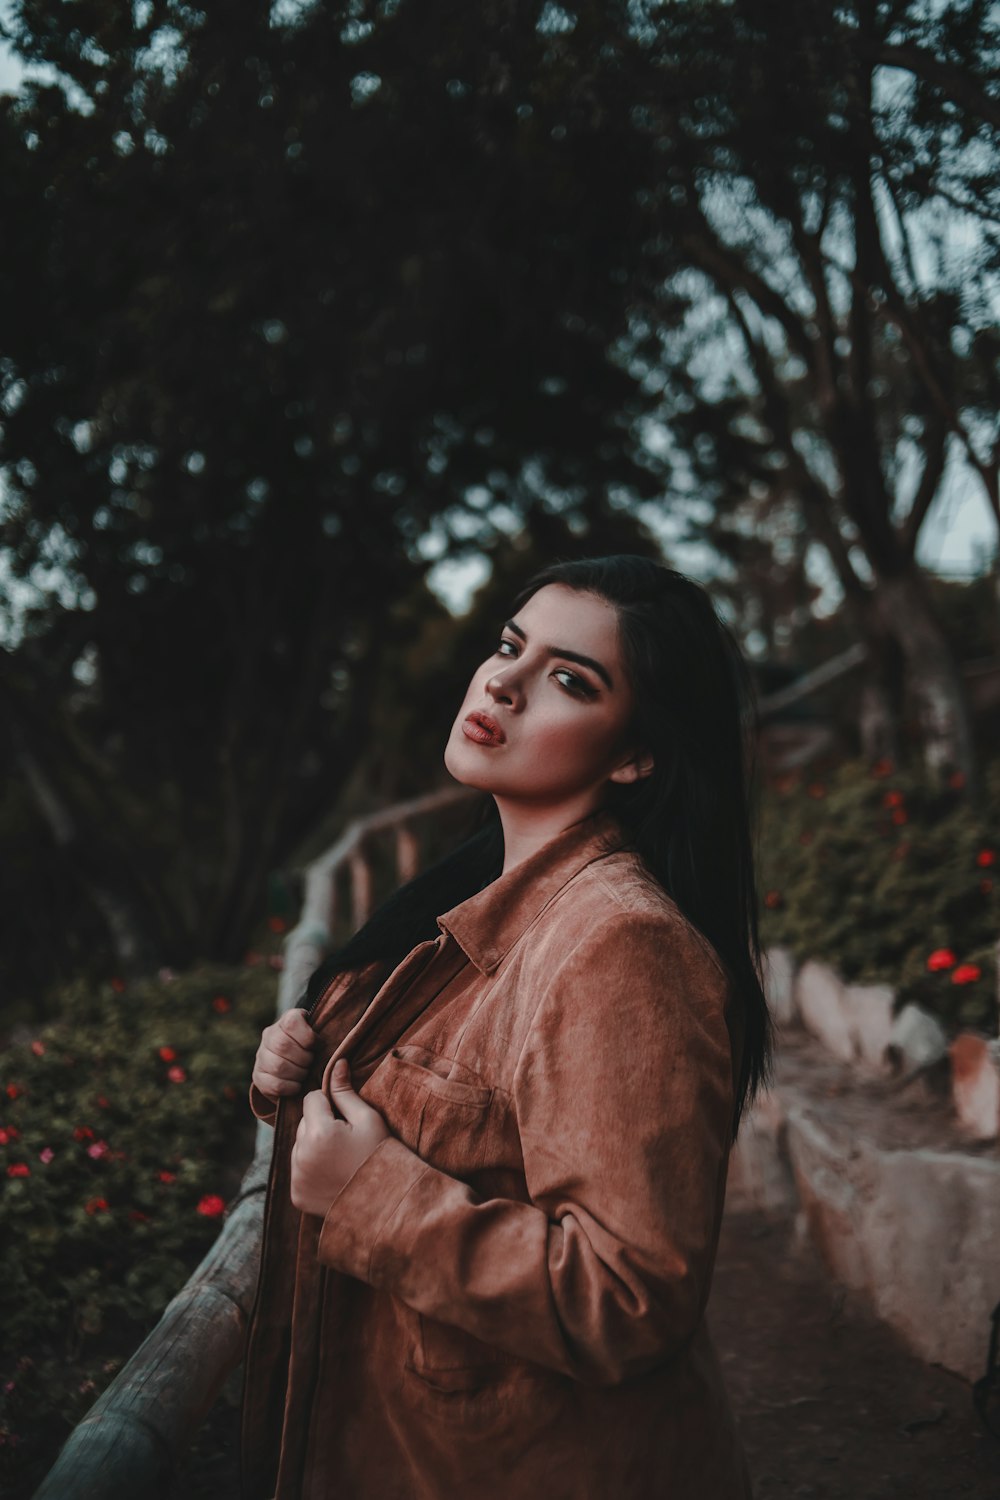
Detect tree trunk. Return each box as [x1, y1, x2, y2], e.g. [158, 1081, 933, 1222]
[874, 568, 977, 789]
[855, 603, 904, 763]
[11, 737, 161, 975]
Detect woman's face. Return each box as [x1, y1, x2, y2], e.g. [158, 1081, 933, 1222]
[444, 583, 651, 817]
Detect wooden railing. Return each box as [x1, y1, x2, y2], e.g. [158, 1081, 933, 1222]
[33, 783, 478, 1499]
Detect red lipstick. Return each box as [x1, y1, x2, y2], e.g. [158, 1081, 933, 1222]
[463, 711, 506, 745]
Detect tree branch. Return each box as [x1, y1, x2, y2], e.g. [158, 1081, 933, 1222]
[865, 42, 1000, 132]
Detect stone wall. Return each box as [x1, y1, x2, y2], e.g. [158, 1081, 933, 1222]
[729, 948, 1000, 1382]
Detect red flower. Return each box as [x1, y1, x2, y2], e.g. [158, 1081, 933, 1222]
[157, 1170, 176, 1183]
[952, 964, 982, 986]
[6, 1085, 21, 1101]
[806, 782, 826, 799]
[223, 1085, 237, 1101]
[85, 1197, 109, 1214]
[926, 948, 956, 972]
[197, 1194, 226, 1217]
[110, 977, 126, 994]
[158, 1046, 177, 1063]
[212, 996, 231, 1014]
[73, 1126, 96, 1141]
[976, 849, 996, 868]
[763, 890, 783, 910]
[268, 954, 285, 971]
[6, 1163, 30, 1178]
[96, 1096, 110, 1110]
[167, 1065, 186, 1084]
[881, 790, 905, 808]
[0, 1127, 19, 1144]
[268, 916, 287, 934]
[128, 1210, 150, 1223]
[30, 1040, 45, 1057]
[981, 879, 994, 895]
[949, 770, 966, 790]
[870, 757, 894, 778]
[891, 808, 908, 825]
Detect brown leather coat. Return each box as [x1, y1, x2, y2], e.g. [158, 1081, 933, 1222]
[241, 808, 753, 1499]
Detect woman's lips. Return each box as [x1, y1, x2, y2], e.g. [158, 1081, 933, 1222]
[462, 713, 505, 745]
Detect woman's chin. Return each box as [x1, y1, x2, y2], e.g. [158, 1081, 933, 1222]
[444, 739, 499, 791]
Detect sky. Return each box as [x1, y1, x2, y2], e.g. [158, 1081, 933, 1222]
[1, 24, 996, 625]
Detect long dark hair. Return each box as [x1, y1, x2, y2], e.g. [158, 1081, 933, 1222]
[303, 555, 772, 1138]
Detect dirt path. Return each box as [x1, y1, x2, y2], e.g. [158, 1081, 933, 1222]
[178, 1202, 1000, 1497]
[712, 1207, 1000, 1498]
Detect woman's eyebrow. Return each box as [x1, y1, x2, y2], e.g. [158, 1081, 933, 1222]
[503, 619, 614, 691]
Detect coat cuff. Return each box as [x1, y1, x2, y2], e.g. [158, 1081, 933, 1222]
[316, 1135, 430, 1281]
[248, 1081, 278, 1126]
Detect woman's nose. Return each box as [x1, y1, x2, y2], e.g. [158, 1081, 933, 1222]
[486, 670, 516, 703]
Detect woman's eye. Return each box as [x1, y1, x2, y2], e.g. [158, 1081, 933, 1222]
[556, 668, 596, 696]
[494, 641, 592, 697]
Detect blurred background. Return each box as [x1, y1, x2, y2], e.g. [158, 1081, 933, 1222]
[1, 1, 999, 1493]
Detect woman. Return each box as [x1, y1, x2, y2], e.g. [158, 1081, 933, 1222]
[243, 554, 771, 1499]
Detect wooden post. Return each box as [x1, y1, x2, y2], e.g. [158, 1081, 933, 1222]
[395, 822, 420, 884]
[350, 843, 373, 931]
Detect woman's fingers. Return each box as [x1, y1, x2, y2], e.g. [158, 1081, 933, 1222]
[252, 1047, 309, 1097]
[252, 1011, 320, 1101]
[253, 1068, 305, 1099]
[257, 1042, 310, 1082]
[278, 1009, 318, 1049]
[264, 1014, 316, 1066]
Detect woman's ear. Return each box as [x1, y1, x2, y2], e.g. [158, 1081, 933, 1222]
[608, 749, 654, 785]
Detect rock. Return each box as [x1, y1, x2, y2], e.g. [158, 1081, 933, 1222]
[789, 961, 896, 1073]
[949, 1033, 1000, 1141]
[762, 946, 797, 1028]
[727, 1088, 796, 1213]
[795, 960, 855, 1063]
[783, 1103, 1000, 1381]
[735, 1028, 1000, 1383]
[861, 1145, 1000, 1381]
[784, 1107, 869, 1291]
[886, 1003, 948, 1076]
[841, 983, 895, 1072]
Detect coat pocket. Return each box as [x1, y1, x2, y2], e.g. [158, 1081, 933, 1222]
[386, 1043, 494, 1110]
[368, 1044, 515, 1392]
[368, 1042, 495, 1172]
[411, 1315, 527, 1394]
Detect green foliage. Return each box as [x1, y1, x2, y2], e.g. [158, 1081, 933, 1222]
[0, 959, 278, 1494]
[758, 757, 999, 1034]
[0, 0, 674, 986]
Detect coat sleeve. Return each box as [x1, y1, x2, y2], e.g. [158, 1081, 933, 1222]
[315, 910, 736, 1387]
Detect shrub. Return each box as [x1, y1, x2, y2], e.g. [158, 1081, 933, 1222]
[0, 959, 279, 1495]
[758, 756, 999, 1034]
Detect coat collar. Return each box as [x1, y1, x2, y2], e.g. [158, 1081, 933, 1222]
[436, 807, 629, 975]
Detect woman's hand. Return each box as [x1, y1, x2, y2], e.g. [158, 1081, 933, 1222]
[290, 1057, 392, 1218]
[252, 1008, 319, 1102]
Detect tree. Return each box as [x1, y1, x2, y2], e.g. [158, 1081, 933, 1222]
[0, 0, 678, 983]
[624, 0, 1000, 783]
